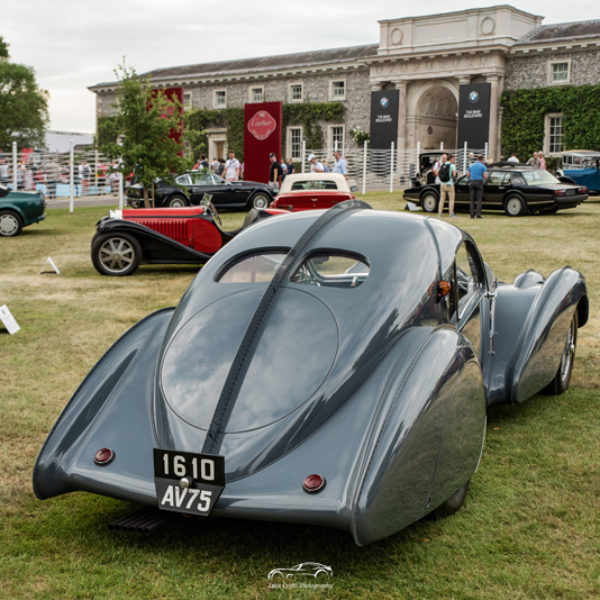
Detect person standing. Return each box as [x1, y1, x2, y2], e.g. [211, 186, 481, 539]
[308, 153, 325, 173]
[268, 152, 281, 186]
[437, 154, 457, 217]
[79, 160, 91, 195]
[432, 153, 447, 184]
[526, 151, 539, 168]
[332, 150, 348, 179]
[466, 154, 487, 219]
[507, 152, 519, 164]
[194, 154, 209, 170]
[538, 151, 546, 170]
[286, 158, 295, 176]
[224, 150, 240, 181]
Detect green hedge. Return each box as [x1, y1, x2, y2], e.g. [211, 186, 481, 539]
[501, 84, 600, 160]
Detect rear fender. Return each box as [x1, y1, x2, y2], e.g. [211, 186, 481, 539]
[350, 326, 485, 546]
[490, 267, 587, 405]
[32, 308, 174, 502]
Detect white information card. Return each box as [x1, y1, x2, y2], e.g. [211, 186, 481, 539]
[0, 304, 20, 335]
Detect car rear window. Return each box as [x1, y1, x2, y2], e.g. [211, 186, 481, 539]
[291, 252, 370, 288]
[218, 252, 288, 283]
[522, 170, 559, 185]
[290, 180, 339, 191]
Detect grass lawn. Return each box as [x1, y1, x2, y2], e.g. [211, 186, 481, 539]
[1, 195, 598, 599]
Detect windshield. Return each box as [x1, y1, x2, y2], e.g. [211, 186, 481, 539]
[522, 170, 560, 185]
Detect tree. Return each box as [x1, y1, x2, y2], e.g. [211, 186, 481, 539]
[0, 36, 49, 150]
[99, 61, 190, 206]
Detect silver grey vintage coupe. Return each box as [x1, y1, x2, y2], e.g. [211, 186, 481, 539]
[33, 201, 588, 545]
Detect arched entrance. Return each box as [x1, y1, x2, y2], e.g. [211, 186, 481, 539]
[414, 84, 458, 149]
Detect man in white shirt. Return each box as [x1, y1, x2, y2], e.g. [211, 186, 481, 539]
[332, 151, 348, 179]
[308, 153, 325, 173]
[224, 150, 241, 181]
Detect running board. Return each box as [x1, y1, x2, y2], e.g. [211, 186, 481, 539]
[108, 507, 170, 533]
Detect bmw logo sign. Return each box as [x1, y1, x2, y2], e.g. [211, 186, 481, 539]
[469, 91, 479, 103]
[380, 96, 390, 108]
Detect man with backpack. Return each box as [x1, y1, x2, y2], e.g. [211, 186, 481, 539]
[437, 154, 457, 217]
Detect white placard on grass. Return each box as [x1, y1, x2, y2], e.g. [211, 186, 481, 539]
[40, 256, 60, 274]
[0, 304, 20, 334]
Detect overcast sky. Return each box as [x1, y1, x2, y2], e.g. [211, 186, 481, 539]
[3, 0, 597, 133]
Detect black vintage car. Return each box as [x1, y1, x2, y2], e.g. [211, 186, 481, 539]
[127, 172, 275, 210]
[404, 166, 588, 216]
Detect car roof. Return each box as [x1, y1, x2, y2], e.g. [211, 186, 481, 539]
[279, 172, 351, 193]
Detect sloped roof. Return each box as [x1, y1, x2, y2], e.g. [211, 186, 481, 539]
[92, 44, 378, 88]
[514, 19, 600, 45]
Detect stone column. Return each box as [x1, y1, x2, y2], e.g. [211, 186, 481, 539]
[393, 80, 408, 154]
[486, 74, 500, 162]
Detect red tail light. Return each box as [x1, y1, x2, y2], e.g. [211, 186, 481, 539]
[94, 448, 115, 466]
[303, 473, 326, 493]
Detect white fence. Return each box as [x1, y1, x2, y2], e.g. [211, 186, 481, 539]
[301, 141, 488, 193]
[0, 142, 123, 212]
[0, 140, 490, 211]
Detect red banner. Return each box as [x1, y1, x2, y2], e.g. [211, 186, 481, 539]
[244, 102, 282, 183]
[151, 87, 184, 155]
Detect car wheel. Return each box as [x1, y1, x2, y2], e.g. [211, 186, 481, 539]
[0, 210, 23, 237]
[421, 192, 438, 213]
[431, 479, 470, 519]
[250, 192, 270, 209]
[91, 232, 142, 276]
[543, 311, 578, 395]
[504, 195, 527, 217]
[168, 195, 188, 208]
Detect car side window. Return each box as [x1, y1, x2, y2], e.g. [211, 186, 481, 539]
[510, 173, 526, 185]
[487, 171, 509, 186]
[454, 242, 483, 318]
[176, 174, 191, 185]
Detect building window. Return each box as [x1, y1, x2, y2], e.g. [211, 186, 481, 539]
[214, 89, 227, 108]
[287, 127, 303, 160]
[328, 125, 345, 153]
[249, 86, 264, 103]
[330, 80, 346, 101]
[548, 60, 570, 84]
[545, 113, 564, 154]
[289, 83, 303, 102]
[183, 91, 192, 110]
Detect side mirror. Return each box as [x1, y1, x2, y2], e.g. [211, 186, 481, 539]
[350, 185, 358, 192]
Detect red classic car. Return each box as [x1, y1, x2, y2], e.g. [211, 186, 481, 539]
[271, 173, 357, 211]
[91, 197, 286, 276]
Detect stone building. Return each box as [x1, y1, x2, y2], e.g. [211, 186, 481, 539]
[89, 5, 600, 162]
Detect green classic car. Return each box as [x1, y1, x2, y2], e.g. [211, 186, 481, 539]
[0, 183, 46, 237]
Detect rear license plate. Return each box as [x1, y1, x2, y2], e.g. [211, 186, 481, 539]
[153, 449, 225, 517]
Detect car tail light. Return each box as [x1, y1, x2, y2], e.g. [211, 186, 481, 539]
[581, 186, 588, 193]
[94, 447, 115, 466]
[554, 189, 566, 196]
[303, 474, 326, 493]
